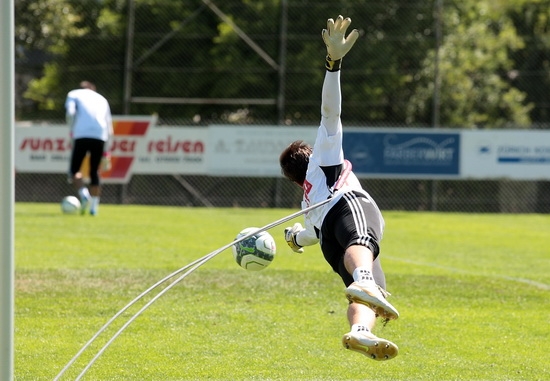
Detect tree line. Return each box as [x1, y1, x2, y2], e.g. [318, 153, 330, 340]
[15, 0, 550, 128]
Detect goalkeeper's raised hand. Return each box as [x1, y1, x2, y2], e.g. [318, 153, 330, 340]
[322, 15, 359, 71]
[284, 223, 305, 253]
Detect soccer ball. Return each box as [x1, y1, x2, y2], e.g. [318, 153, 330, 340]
[232, 228, 276, 271]
[61, 196, 81, 214]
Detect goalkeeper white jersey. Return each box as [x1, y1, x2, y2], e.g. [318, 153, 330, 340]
[301, 119, 366, 234]
[65, 88, 112, 142]
[300, 71, 376, 238]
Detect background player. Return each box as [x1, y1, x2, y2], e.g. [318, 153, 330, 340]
[65, 81, 113, 216]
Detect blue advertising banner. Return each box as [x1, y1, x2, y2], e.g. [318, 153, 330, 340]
[343, 130, 460, 177]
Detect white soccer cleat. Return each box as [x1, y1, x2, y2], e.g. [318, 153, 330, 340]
[342, 330, 398, 361]
[345, 282, 399, 320]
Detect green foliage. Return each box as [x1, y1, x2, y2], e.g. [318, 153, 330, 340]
[508, 0, 550, 124]
[406, 0, 533, 128]
[97, 8, 125, 36]
[15, 0, 88, 54]
[23, 63, 63, 110]
[19, 0, 126, 114]
[15, 0, 550, 126]
[15, 203, 550, 380]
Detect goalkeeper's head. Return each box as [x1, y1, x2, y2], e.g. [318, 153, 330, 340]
[279, 140, 312, 187]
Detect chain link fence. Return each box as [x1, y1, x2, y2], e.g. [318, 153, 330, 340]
[14, 0, 550, 213]
[15, 174, 550, 213]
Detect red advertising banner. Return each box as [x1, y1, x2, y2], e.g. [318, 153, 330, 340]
[15, 116, 207, 183]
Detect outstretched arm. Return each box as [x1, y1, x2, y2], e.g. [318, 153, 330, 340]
[320, 15, 359, 136]
[321, 71, 341, 136]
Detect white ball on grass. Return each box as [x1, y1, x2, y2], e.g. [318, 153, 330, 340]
[61, 196, 81, 214]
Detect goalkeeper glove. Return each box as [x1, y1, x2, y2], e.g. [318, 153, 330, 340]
[322, 15, 359, 71]
[284, 223, 305, 253]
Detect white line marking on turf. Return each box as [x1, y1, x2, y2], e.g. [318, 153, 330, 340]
[385, 256, 550, 291]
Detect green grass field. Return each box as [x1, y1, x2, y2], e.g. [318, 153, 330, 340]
[15, 203, 550, 380]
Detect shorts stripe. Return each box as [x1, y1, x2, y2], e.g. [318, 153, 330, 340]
[343, 192, 371, 247]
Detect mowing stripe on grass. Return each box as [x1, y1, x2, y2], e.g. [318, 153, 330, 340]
[386, 255, 550, 290]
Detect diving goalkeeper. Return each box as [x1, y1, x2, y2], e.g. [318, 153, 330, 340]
[280, 15, 400, 361]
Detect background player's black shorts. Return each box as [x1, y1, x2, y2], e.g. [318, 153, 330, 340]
[70, 138, 105, 185]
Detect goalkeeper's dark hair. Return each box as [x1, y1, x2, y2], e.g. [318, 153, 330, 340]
[279, 140, 312, 187]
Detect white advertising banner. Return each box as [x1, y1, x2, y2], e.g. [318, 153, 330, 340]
[15, 116, 208, 183]
[208, 125, 318, 176]
[132, 128, 206, 174]
[15, 125, 71, 172]
[461, 130, 550, 180]
[15, 122, 550, 181]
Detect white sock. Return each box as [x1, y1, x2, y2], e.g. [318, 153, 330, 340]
[78, 187, 90, 200]
[351, 324, 370, 333]
[352, 267, 374, 283]
[91, 196, 100, 211]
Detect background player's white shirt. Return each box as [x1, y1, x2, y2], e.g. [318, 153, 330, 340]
[65, 88, 112, 142]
